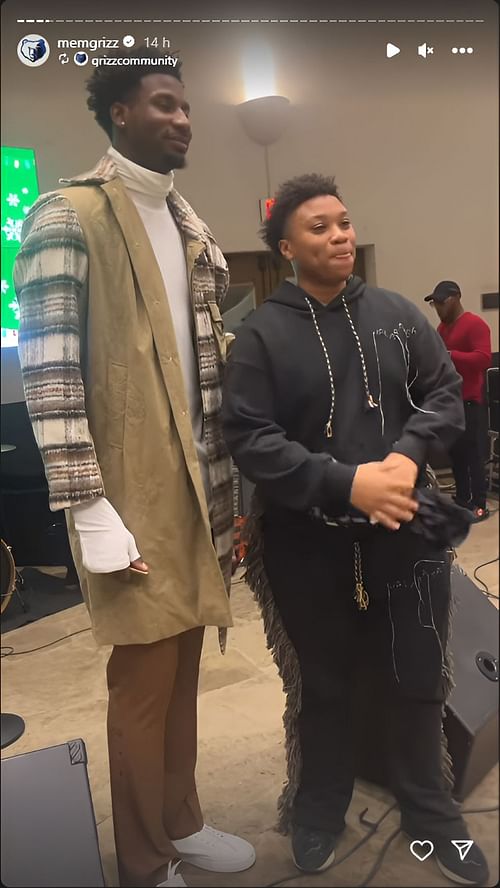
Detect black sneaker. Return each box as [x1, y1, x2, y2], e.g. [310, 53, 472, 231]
[434, 839, 489, 886]
[291, 824, 341, 873]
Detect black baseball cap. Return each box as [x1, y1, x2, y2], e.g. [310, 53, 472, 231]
[424, 281, 461, 303]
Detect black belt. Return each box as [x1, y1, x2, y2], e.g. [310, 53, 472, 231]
[309, 506, 370, 528]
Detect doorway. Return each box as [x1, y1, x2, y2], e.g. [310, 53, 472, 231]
[225, 246, 374, 306]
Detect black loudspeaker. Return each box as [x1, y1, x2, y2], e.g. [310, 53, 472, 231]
[0, 402, 77, 573]
[487, 367, 499, 434]
[1, 739, 105, 887]
[443, 567, 499, 799]
[353, 565, 499, 800]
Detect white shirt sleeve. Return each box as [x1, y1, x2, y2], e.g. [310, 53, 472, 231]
[71, 497, 142, 574]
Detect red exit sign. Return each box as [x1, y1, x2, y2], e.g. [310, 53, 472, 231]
[259, 197, 276, 222]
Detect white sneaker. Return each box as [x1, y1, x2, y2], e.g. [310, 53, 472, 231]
[157, 860, 187, 887]
[171, 824, 256, 873]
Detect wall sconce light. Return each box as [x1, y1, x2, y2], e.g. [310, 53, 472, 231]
[236, 95, 291, 147]
[236, 95, 291, 196]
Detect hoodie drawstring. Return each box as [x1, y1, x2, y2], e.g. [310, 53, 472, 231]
[341, 294, 379, 410]
[304, 289, 378, 439]
[304, 295, 336, 438]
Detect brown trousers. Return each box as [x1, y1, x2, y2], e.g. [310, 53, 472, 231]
[106, 628, 205, 887]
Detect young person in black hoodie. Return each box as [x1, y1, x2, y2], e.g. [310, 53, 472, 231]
[222, 175, 489, 886]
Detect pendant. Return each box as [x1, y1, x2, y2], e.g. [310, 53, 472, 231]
[355, 582, 369, 611]
[325, 420, 333, 438]
[367, 394, 378, 409]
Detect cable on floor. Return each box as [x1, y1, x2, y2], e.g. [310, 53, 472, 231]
[473, 556, 500, 600]
[1, 626, 91, 657]
[264, 801, 499, 887]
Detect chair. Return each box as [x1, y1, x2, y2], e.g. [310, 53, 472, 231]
[1, 714, 25, 750]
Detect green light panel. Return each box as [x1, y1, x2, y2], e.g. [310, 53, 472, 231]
[1, 146, 40, 346]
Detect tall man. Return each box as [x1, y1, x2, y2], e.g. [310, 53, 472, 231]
[223, 175, 489, 886]
[14, 50, 255, 888]
[425, 281, 492, 521]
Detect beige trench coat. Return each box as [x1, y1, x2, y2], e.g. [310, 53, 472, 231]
[63, 182, 233, 645]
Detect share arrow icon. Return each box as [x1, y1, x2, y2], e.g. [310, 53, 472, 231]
[451, 840, 474, 861]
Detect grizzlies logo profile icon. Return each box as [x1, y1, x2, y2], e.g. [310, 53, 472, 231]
[17, 34, 51, 67]
[74, 52, 89, 66]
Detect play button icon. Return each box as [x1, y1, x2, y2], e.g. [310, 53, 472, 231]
[386, 42, 401, 58]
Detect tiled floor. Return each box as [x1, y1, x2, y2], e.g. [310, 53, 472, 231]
[2, 503, 498, 887]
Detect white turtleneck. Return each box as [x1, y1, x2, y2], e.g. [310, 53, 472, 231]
[106, 145, 211, 510]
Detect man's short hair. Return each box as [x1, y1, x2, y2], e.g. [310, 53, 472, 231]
[86, 48, 183, 138]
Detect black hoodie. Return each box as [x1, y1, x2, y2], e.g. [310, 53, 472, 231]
[222, 276, 465, 517]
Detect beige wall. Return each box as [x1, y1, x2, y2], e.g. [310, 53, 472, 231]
[2, 7, 498, 346]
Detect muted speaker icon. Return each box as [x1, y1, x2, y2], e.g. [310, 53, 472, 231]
[418, 42, 434, 58]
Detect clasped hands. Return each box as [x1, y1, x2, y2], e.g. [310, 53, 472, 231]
[350, 452, 419, 531]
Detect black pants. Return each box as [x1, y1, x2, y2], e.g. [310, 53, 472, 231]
[263, 515, 468, 841]
[450, 400, 488, 509]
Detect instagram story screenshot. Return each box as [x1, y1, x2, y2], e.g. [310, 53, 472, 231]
[0, 1, 498, 887]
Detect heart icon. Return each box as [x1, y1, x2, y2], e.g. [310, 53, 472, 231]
[410, 840, 434, 862]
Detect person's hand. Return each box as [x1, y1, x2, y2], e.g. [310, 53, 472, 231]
[368, 453, 419, 529]
[71, 497, 149, 574]
[381, 452, 419, 491]
[128, 557, 149, 574]
[350, 461, 418, 531]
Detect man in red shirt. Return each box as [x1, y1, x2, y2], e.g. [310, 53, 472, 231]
[425, 281, 492, 521]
